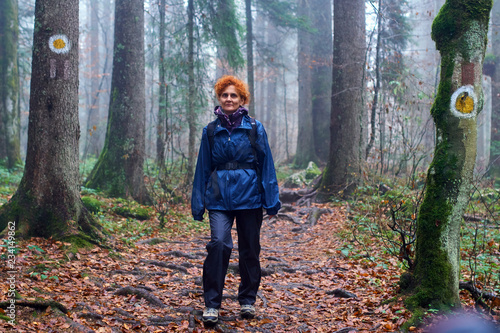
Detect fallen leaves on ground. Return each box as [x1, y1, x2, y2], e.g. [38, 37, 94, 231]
[0, 201, 495, 332]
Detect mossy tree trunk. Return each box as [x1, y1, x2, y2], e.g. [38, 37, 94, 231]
[0, 0, 21, 169]
[0, 0, 105, 242]
[404, 0, 492, 309]
[85, 0, 150, 204]
[318, 0, 365, 197]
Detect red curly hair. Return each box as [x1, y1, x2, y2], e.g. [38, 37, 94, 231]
[214, 75, 251, 105]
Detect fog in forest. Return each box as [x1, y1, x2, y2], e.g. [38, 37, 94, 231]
[8, 0, 498, 177]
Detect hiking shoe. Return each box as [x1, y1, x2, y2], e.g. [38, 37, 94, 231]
[240, 304, 255, 319]
[202, 307, 218, 325]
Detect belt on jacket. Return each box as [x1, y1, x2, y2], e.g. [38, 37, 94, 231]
[211, 161, 262, 201]
[216, 161, 255, 170]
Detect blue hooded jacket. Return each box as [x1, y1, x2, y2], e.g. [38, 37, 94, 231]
[191, 114, 281, 220]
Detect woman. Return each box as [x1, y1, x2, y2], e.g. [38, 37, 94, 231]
[191, 75, 281, 325]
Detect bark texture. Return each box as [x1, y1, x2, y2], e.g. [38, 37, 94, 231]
[318, 0, 365, 197]
[405, 0, 492, 309]
[0, 0, 21, 169]
[0, 0, 105, 242]
[85, 0, 150, 204]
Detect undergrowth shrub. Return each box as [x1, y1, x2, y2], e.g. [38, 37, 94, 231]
[347, 172, 500, 310]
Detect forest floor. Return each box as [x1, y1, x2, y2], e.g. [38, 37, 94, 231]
[0, 197, 495, 332]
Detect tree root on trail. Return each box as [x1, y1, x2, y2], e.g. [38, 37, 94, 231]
[333, 328, 358, 333]
[135, 238, 169, 245]
[267, 282, 319, 291]
[159, 250, 204, 259]
[179, 289, 203, 297]
[326, 289, 357, 299]
[296, 190, 318, 207]
[307, 207, 332, 227]
[113, 307, 136, 318]
[0, 299, 69, 314]
[280, 188, 316, 204]
[257, 291, 268, 308]
[277, 213, 302, 225]
[280, 204, 296, 213]
[459, 281, 499, 314]
[139, 259, 189, 274]
[51, 307, 95, 333]
[114, 286, 166, 308]
[148, 315, 184, 326]
[279, 190, 303, 203]
[73, 303, 143, 328]
[109, 269, 170, 276]
[277, 206, 331, 233]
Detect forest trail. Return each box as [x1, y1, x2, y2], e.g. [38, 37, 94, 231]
[1, 202, 414, 332]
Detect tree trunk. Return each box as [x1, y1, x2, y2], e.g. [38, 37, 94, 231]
[85, 0, 150, 204]
[0, 0, 105, 242]
[246, 0, 255, 116]
[318, 0, 365, 197]
[366, 0, 382, 161]
[0, 0, 21, 169]
[84, 0, 103, 159]
[186, 0, 196, 182]
[294, 0, 318, 168]
[213, 0, 243, 77]
[157, 0, 167, 169]
[491, 0, 500, 173]
[405, 0, 492, 309]
[311, 0, 333, 162]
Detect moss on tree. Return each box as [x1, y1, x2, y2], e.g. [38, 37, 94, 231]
[402, 0, 492, 311]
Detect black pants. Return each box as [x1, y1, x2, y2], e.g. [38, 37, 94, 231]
[203, 208, 263, 309]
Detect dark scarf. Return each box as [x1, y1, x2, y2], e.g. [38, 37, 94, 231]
[214, 106, 248, 134]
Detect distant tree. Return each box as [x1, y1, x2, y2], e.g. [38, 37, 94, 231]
[0, 0, 21, 169]
[365, 0, 411, 170]
[402, 0, 492, 309]
[491, 0, 500, 172]
[365, 0, 383, 162]
[378, 0, 411, 174]
[294, 0, 318, 168]
[85, 0, 150, 204]
[318, 0, 366, 197]
[83, 0, 104, 159]
[0, 0, 105, 242]
[246, 0, 256, 116]
[311, 0, 333, 162]
[211, 0, 244, 77]
[186, 0, 196, 181]
[248, 0, 300, 119]
[157, 0, 167, 169]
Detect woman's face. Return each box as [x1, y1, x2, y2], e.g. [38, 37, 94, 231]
[218, 85, 244, 114]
